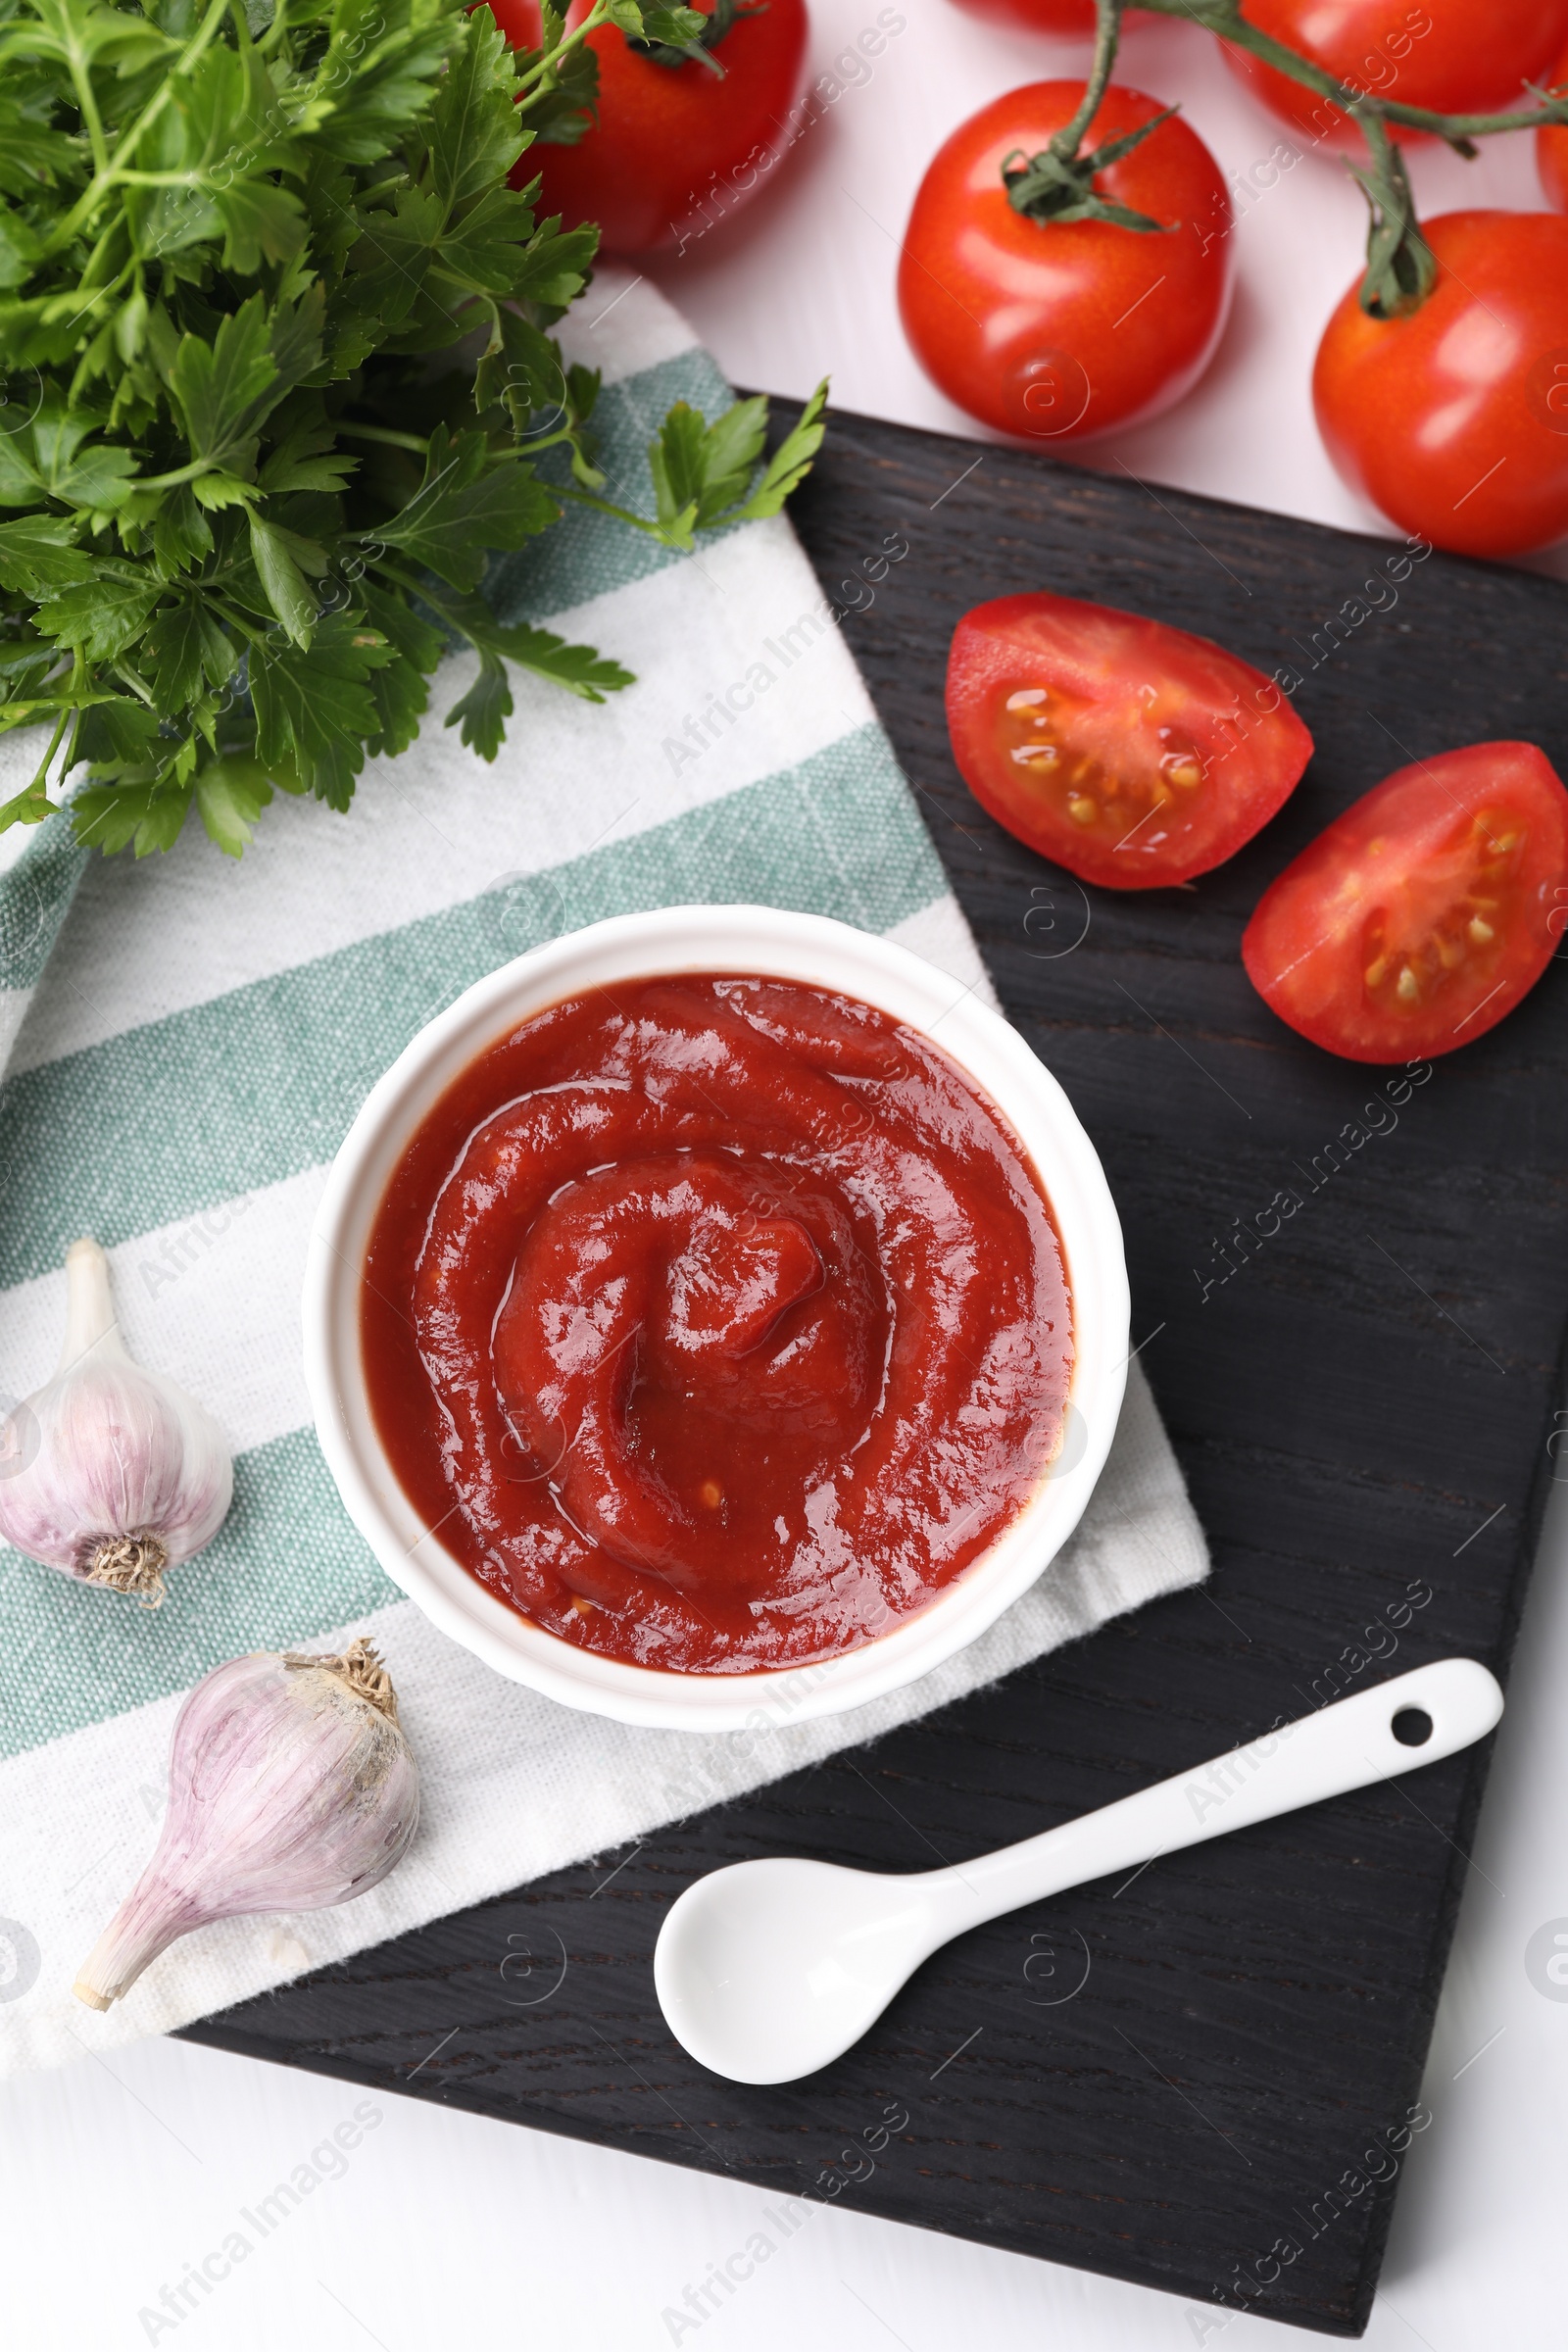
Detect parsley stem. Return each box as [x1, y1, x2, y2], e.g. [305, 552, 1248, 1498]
[553, 483, 670, 538]
[256, 0, 289, 55]
[134, 461, 225, 493]
[37, 0, 233, 261]
[513, 0, 612, 99]
[57, 247, 134, 325]
[333, 423, 432, 455]
[109, 662, 157, 709]
[211, 599, 267, 642]
[27, 702, 74, 802]
[113, 168, 247, 188]
[62, 29, 111, 179]
[489, 428, 575, 457]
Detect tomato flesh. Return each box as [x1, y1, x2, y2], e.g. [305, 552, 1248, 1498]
[488, 0, 808, 255]
[1313, 211, 1568, 560]
[1225, 0, 1568, 149]
[1243, 744, 1568, 1062]
[899, 83, 1232, 444]
[947, 594, 1313, 890]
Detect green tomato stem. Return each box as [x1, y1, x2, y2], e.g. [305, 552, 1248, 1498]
[1132, 0, 1568, 138]
[1070, 0, 1566, 316]
[1051, 0, 1125, 165]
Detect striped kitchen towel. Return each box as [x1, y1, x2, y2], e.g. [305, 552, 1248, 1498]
[0, 270, 1208, 2074]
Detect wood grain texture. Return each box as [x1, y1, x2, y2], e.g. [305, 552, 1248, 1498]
[181, 406, 1568, 2336]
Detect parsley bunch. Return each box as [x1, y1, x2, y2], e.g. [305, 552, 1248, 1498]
[0, 0, 826, 856]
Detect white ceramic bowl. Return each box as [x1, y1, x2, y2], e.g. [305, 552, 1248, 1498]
[304, 906, 1129, 1732]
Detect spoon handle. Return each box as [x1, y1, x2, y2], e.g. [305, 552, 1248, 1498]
[932, 1657, 1502, 1936]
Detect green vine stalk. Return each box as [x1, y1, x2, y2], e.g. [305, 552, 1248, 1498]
[1007, 0, 1568, 317]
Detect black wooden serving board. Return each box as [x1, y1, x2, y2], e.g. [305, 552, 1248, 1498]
[182, 405, 1568, 2336]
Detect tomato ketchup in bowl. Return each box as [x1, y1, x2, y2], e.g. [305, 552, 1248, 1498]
[305, 908, 1129, 1730]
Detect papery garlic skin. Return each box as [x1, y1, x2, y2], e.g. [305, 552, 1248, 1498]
[74, 1640, 419, 2011]
[0, 1238, 231, 1605]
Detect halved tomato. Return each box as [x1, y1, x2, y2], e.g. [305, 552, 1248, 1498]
[946, 593, 1313, 889]
[1243, 743, 1568, 1062]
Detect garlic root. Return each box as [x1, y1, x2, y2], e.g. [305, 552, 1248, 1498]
[83, 1534, 170, 1606]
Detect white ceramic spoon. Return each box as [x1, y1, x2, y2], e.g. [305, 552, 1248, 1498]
[654, 1656, 1503, 2084]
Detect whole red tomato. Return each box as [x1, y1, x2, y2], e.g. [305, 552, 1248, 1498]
[489, 0, 809, 255]
[1539, 35, 1568, 213]
[899, 83, 1232, 442]
[1313, 211, 1568, 559]
[945, 0, 1098, 27]
[1243, 743, 1568, 1062]
[947, 593, 1312, 889]
[943, 0, 1158, 28]
[1225, 0, 1568, 151]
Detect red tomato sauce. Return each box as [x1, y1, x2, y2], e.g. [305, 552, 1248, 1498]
[363, 975, 1073, 1675]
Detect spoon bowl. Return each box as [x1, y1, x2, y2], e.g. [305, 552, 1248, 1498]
[654, 1856, 949, 2085]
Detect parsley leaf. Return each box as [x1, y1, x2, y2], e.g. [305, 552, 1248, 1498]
[148, 600, 238, 710]
[0, 516, 94, 597]
[169, 298, 283, 475]
[250, 613, 398, 808]
[196, 758, 275, 858]
[444, 652, 513, 759]
[375, 427, 559, 587]
[250, 514, 322, 648]
[641, 379, 829, 549]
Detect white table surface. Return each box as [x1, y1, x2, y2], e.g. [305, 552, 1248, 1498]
[5, 6, 1567, 2344]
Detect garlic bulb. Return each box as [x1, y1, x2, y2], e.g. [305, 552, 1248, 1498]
[74, 1640, 418, 2011]
[0, 1237, 231, 1607]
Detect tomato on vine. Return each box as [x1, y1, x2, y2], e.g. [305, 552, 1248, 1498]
[1224, 0, 1568, 150]
[944, 0, 1099, 28]
[1538, 32, 1568, 213]
[1313, 211, 1568, 559]
[489, 0, 809, 255]
[899, 80, 1232, 442]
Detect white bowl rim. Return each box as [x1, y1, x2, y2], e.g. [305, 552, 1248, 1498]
[303, 905, 1130, 1733]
